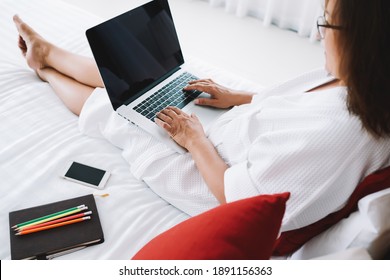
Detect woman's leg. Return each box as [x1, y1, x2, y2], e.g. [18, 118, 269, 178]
[38, 68, 94, 116]
[13, 15, 104, 88]
[45, 46, 104, 88]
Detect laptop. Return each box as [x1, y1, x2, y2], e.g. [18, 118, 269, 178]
[86, 0, 228, 153]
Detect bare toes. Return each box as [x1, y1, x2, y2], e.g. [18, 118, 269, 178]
[13, 15, 49, 70]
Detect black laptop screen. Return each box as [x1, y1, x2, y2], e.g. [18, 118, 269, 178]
[86, 0, 184, 110]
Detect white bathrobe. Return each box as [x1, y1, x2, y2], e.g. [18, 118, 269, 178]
[79, 68, 390, 231]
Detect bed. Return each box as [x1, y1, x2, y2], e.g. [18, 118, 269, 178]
[1, 0, 389, 260]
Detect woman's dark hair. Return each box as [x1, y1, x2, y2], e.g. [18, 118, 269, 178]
[332, 0, 390, 138]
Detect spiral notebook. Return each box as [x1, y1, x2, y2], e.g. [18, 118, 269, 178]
[9, 194, 104, 260]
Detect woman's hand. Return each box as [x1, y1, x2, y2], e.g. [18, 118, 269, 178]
[156, 106, 228, 204]
[184, 79, 254, 108]
[155, 106, 206, 150]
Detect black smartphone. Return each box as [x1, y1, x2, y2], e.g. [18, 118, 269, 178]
[60, 161, 110, 189]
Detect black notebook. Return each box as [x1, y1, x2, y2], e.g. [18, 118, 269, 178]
[9, 194, 104, 260]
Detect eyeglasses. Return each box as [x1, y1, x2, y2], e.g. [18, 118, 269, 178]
[317, 15, 343, 39]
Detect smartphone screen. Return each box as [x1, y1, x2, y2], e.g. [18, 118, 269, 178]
[65, 162, 106, 186]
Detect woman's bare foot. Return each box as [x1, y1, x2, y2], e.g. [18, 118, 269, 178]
[13, 15, 51, 71]
[36, 68, 49, 82]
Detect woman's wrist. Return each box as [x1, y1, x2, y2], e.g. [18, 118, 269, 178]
[229, 90, 254, 106]
[186, 135, 228, 204]
[186, 135, 211, 153]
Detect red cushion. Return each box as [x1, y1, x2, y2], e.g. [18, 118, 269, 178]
[132, 192, 290, 260]
[273, 166, 390, 256]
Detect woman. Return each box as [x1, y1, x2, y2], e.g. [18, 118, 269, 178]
[13, 0, 390, 231]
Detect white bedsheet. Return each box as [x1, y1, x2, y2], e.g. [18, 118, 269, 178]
[3, 0, 388, 261]
[0, 0, 263, 259]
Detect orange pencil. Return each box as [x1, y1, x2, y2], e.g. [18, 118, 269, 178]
[16, 211, 92, 232]
[15, 216, 91, 235]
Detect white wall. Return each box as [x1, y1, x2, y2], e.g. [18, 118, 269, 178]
[61, 0, 324, 87]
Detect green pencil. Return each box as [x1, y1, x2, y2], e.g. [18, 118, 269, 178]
[12, 205, 86, 229]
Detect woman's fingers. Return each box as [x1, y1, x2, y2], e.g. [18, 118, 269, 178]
[185, 79, 216, 91]
[156, 110, 172, 122]
[155, 117, 172, 132]
[156, 107, 190, 139]
[156, 106, 205, 148]
[155, 111, 176, 137]
[184, 83, 207, 91]
[159, 106, 181, 119]
[194, 98, 219, 107]
[184, 84, 218, 98]
[190, 113, 200, 121]
[167, 106, 184, 115]
[188, 78, 213, 85]
[156, 107, 185, 129]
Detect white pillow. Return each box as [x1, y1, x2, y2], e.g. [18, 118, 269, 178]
[350, 188, 390, 259]
[313, 247, 372, 260]
[289, 188, 390, 260]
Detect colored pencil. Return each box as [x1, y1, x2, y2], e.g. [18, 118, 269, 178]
[14, 206, 88, 230]
[16, 211, 92, 232]
[12, 205, 85, 228]
[15, 216, 91, 235]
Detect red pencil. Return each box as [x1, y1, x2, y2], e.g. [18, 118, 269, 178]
[15, 216, 91, 235]
[16, 211, 92, 232]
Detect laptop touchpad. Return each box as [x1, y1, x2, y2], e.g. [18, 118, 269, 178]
[183, 102, 228, 129]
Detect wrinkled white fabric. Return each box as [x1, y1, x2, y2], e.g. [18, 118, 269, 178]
[79, 68, 390, 231]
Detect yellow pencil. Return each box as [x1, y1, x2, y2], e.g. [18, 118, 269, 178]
[15, 206, 88, 231]
[15, 216, 91, 235]
[12, 205, 85, 229]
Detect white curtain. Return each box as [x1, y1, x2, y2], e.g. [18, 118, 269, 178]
[203, 0, 324, 41]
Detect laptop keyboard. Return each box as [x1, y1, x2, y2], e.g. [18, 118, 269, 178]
[133, 72, 202, 121]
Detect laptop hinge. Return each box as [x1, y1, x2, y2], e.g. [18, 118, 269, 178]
[124, 66, 181, 106]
